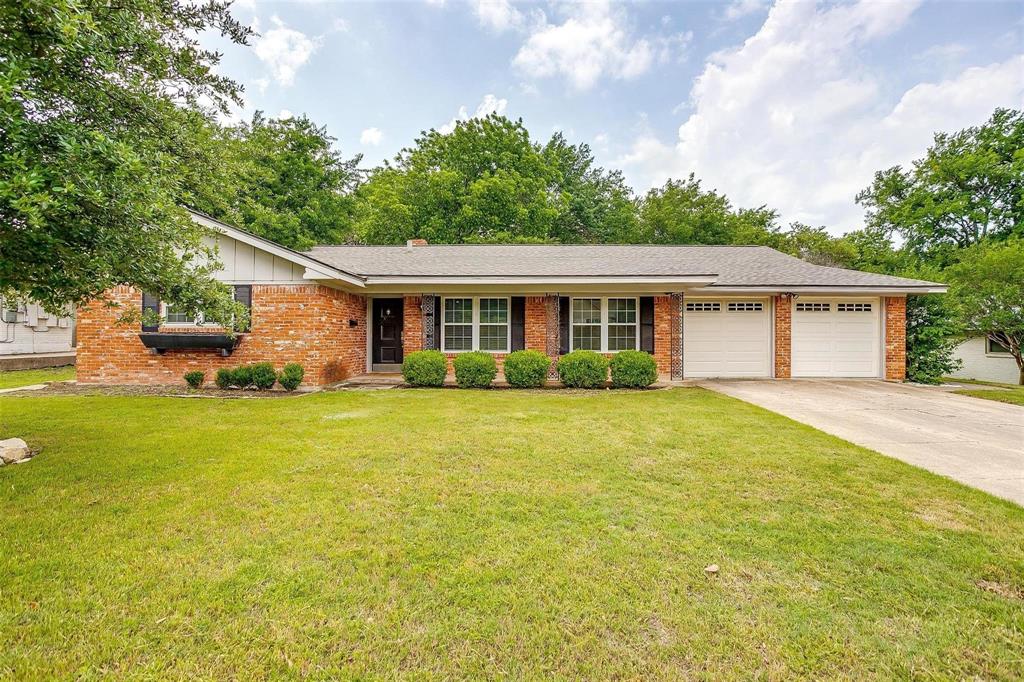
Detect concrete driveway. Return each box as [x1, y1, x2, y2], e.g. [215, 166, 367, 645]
[700, 380, 1024, 505]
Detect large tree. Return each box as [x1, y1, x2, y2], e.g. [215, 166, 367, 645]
[856, 108, 1024, 265]
[353, 115, 636, 244]
[0, 0, 251, 326]
[193, 112, 364, 250]
[947, 240, 1024, 384]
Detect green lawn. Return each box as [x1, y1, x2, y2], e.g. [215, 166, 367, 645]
[0, 365, 75, 390]
[1, 389, 1022, 679]
[948, 378, 1024, 406]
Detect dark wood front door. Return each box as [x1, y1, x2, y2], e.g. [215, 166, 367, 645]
[372, 298, 404, 364]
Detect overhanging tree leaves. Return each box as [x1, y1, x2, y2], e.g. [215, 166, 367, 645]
[0, 0, 252, 326]
[947, 240, 1024, 384]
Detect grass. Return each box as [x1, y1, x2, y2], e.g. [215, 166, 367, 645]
[0, 365, 75, 390]
[1, 388, 1022, 679]
[947, 378, 1024, 406]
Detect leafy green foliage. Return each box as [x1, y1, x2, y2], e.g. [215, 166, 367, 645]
[354, 116, 635, 244]
[402, 350, 447, 387]
[557, 350, 609, 388]
[250, 363, 277, 391]
[0, 0, 252, 328]
[453, 351, 498, 388]
[905, 294, 962, 385]
[609, 351, 658, 388]
[947, 240, 1024, 384]
[503, 350, 551, 388]
[278, 363, 304, 392]
[183, 371, 205, 389]
[857, 108, 1024, 264]
[214, 368, 233, 390]
[193, 112, 363, 249]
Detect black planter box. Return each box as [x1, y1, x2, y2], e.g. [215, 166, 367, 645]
[138, 332, 241, 356]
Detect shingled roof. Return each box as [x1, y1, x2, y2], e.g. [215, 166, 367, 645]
[303, 244, 942, 289]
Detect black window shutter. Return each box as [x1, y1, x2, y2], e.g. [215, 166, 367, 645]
[233, 285, 252, 332]
[433, 296, 441, 351]
[141, 292, 160, 332]
[640, 296, 655, 354]
[558, 296, 569, 355]
[510, 297, 525, 351]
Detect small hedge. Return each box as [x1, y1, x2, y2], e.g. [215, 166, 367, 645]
[183, 370, 205, 389]
[278, 363, 304, 391]
[250, 362, 277, 390]
[453, 351, 497, 388]
[609, 350, 658, 388]
[213, 363, 280, 390]
[557, 350, 609, 388]
[402, 350, 447, 387]
[503, 350, 550, 388]
[214, 367, 234, 389]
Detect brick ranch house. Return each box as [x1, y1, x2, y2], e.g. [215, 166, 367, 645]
[77, 211, 947, 385]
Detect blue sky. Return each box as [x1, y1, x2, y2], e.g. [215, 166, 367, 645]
[207, 0, 1023, 233]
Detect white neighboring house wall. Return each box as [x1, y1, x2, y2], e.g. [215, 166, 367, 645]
[950, 336, 1019, 384]
[0, 299, 75, 356]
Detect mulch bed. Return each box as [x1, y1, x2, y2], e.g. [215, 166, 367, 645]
[5, 382, 308, 399]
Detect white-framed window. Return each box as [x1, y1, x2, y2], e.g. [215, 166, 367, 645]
[986, 337, 1011, 355]
[837, 302, 872, 312]
[727, 302, 763, 312]
[570, 297, 639, 352]
[686, 302, 721, 312]
[163, 303, 201, 326]
[796, 302, 830, 312]
[442, 297, 509, 353]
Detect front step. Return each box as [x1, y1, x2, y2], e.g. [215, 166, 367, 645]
[371, 363, 402, 373]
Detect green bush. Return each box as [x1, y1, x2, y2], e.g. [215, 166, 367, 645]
[609, 350, 658, 388]
[250, 362, 277, 390]
[214, 367, 233, 389]
[453, 351, 497, 388]
[183, 370, 205, 389]
[402, 350, 447, 387]
[557, 350, 609, 388]
[231, 364, 254, 389]
[278, 363, 304, 391]
[503, 350, 550, 388]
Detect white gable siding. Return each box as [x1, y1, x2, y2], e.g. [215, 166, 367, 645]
[201, 234, 304, 283]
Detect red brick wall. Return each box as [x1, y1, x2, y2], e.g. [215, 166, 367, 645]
[402, 296, 423, 355]
[654, 295, 672, 377]
[77, 285, 366, 386]
[884, 296, 907, 381]
[773, 294, 792, 379]
[525, 296, 547, 352]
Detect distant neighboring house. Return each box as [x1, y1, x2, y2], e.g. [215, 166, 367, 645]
[950, 335, 1019, 384]
[74, 210, 947, 386]
[0, 298, 76, 368]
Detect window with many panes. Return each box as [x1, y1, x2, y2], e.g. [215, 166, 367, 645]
[571, 297, 638, 352]
[442, 297, 509, 352]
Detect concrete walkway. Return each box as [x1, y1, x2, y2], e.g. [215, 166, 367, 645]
[700, 379, 1024, 506]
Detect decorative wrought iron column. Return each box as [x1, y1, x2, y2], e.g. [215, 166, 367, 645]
[670, 292, 684, 380]
[421, 294, 436, 350]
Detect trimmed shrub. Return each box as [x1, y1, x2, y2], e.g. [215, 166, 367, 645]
[557, 350, 609, 388]
[402, 350, 447, 387]
[183, 370, 205, 389]
[215, 367, 233, 389]
[609, 350, 658, 388]
[250, 362, 277, 390]
[231, 364, 254, 389]
[453, 351, 497, 388]
[503, 350, 550, 388]
[278, 363, 305, 391]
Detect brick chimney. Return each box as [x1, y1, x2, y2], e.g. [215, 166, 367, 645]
[406, 238, 428, 247]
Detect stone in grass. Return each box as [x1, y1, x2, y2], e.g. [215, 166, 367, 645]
[704, 564, 719, 576]
[0, 438, 30, 464]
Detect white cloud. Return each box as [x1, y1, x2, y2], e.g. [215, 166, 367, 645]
[251, 77, 270, 95]
[724, 0, 768, 21]
[512, 2, 655, 90]
[616, 0, 1024, 232]
[474, 0, 523, 33]
[439, 94, 509, 134]
[252, 16, 323, 86]
[277, 109, 293, 120]
[360, 127, 384, 146]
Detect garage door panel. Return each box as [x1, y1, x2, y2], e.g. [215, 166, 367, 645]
[684, 300, 771, 378]
[792, 298, 880, 377]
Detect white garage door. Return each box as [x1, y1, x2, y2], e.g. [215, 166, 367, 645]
[684, 299, 771, 378]
[792, 298, 880, 377]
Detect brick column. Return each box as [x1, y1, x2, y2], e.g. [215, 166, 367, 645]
[774, 295, 792, 379]
[884, 296, 907, 381]
[670, 292, 684, 380]
[544, 294, 560, 378]
[653, 296, 672, 377]
[525, 296, 547, 352]
[402, 296, 422, 354]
